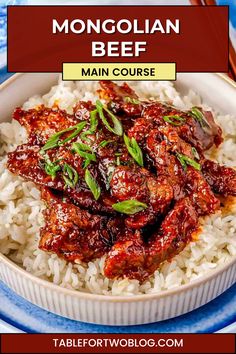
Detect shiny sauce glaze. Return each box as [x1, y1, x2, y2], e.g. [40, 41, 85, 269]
[7, 81, 236, 281]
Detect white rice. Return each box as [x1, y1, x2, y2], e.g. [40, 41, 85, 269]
[0, 78, 236, 296]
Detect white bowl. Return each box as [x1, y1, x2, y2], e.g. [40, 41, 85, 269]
[0, 73, 236, 326]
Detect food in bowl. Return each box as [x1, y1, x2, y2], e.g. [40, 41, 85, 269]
[0, 79, 236, 296]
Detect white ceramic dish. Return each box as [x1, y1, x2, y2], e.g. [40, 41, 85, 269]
[0, 73, 236, 326]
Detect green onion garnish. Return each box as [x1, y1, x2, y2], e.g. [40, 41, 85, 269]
[191, 147, 200, 160]
[112, 199, 147, 215]
[124, 97, 140, 105]
[176, 152, 201, 171]
[96, 100, 123, 136]
[80, 132, 91, 142]
[62, 163, 79, 188]
[99, 140, 113, 148]
[72, 142, 96, 169]
[84, 169, 101, 200]
[163, 115, 185, 126]
[189, 107, 211, 129]
[40, 121, 86, 152]
[41, 154, 61, 179]
[124, 134, 143, 167]
[80, 109, 98, 142]
[89, 109, 99, 132]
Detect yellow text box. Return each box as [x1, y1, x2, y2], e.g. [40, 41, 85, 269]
[63, 63, 176, 81]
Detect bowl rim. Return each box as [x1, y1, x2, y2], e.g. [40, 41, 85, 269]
[0, 72, 236, 303]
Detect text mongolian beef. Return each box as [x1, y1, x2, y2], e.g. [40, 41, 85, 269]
[6, 81, 236, 282]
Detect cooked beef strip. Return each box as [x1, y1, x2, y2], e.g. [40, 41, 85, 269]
[104, 197, 198, 281]
[6, 80, 236, 281]
[39, 188, 116, 262]
[110, 165, 173, 229]
[201, 159, 236, 196]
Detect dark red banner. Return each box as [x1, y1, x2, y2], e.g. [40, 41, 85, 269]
[7, 5, 229, 72]
[1, 334, 235, 354]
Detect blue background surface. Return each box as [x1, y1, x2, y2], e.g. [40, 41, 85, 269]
[0, 66, 12, 82]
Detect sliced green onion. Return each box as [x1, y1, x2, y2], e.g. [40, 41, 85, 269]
[112, 199, 147, 215]
[124, 134, 143, 167]
[80, 131, 92, 142]
[192, 147, 200, 160]
[189, 107, 203, 122]
[80, 109, 98, 142]
[72, 142, 95, 157]
[96, 100, 123, 136]
[72, 142, 96, 168]
[41, 154, 61, 179]
[62, 163, 79, 188]
[82, 159, 91, 169]
[176, 152, 201, 171]
[40, 121, 86, 152]
[163, 115, 185, 126]
[44, 154, 61, 179]
[45, 163, 60, 179]
[124, 97, 140, 105]
[89, 109, 98, 133]
[99, 140, 113, 148]
[84, 169, 101, 200]
[189, 107, 211, 129]
[58, 122, 87, 146]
